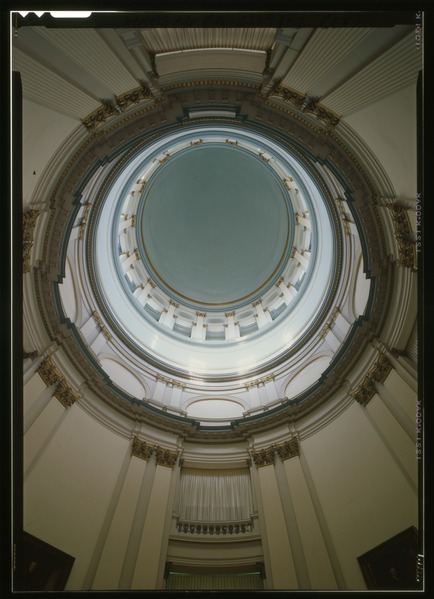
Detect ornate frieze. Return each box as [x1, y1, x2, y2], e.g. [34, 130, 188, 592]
[352, 354, 392, 406]
[275, 438, 300, 461]
[82, 100, 120, 133]
[131, 436, 154, 461]
[155, 446, 179, 468]
[269, 83, 340, 128]
[115, 83, 152, 112]
[36, 356, 63, 387]
[53, 379, 80, 408]
[23, 350, 39, 360]
[386, 204, 416, 268]
[23, 210, 40, 272]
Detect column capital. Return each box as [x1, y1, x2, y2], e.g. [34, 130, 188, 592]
[131, 436, 154, 461]
[36, 356, 62, 386]
[53, 379, 80, 408]
[250, 446, 275, 468]
[275, 438, 300, 461]
[155, 446, 179, 468]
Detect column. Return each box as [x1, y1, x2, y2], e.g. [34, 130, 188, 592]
[23, 352, 43, 384]
[91, 438, 153, 590]
[135, 279, 156, 306]
[297, 446, 346, 589]
[351, 355, 418, 491]
[277, 278, 296, 302]
[152, 375, 168, 402]
[191, 312, 206, 340]
[253, 300, 272, 327]
[251, 447, 298, 589]
[249, 458, 273, 590]
[159, 300, 177, 329]
[131, 448, 179, 589]
[24, 357, 80, 478]
[292, 249, 309, 270]
[118, 445, 158, 589]
[24, 379, 58, 434]
[24, 396, 68, 478]
[246, 383, 261, 409]
[225, 311, 240, 340]
[169, 383, 184, 409]
[156, 455, 182, 588]
[276, 440, 338, 589]
[120, 250, 139, 272]
[273, 447, 311, 588]
[374, 380, 415, 441]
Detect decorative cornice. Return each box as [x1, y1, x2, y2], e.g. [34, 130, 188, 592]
[23, 210, 40, 272]
[115, 83, 153, 112]
[53, 379, 80, 408]
[131, 436, 154, 461]
[269, 84, 341, 128]
[275, 438, 300, 461]
[36, 356, 63, 386]
[352, 354, 392, 406]
[82, 100, 120, 133]
[23, 350, 39, 360]
[386, 204, 416, 268]
[155, 446, 179, 468]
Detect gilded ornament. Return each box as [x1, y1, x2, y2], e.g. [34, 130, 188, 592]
[275, 438, 299, 461]
[37, 356, 62, 386]
[155, 446, 179, 468]
[54, 379, 80, 408]
[250, 446, 275, 467]
[131, 436, 154, 460]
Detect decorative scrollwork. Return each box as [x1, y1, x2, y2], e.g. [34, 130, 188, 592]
[275, 438, 299, 461]
[131, 436, 154, 461]
[155, 446, 179, 468]
[23, 210, 40, 272]
[53, 379, 80, 408]
[270, 83, 340, 128]
[352, 354, 392, 406]
[115, 83, 152, 112]
[82, 100, 120, 133]
[37, 356, 63, 387]
[386, 204, 416, 268]
[250, 446, 275, 467]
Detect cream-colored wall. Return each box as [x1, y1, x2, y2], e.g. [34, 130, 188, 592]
[22, 363, 418, 591]
[21, 99, 78, 207]
[24, 403, 130, 590]
[345, 85, 418, 199]
[300, 400, 418, 589]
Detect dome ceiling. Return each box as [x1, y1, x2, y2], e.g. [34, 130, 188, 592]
[17, 16, 418, 439]
[138, 143, 290, 308]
